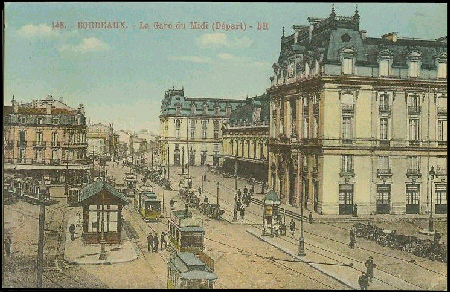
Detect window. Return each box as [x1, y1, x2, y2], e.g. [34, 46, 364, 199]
[377, 156, 390, 173]
[379, 93, 390, 111]
[175, 119, 181, 139]
[226, 105, 231, 116]
[435, 184, 447, 214]
[20, 116, 26, 124]
[339, 184, 354, 215]
[437, 119, 447, 142]
[191, 102, 196, 114]
[213, 120, 219, 140]
[190, 120, 196, 139]
[52, 149, 58, 161]
[342, 116, 353, 142]
[409, 118, 419, 142]
[341, 155, 353, 173]
[36, 131, 43, 142]
[303, 116, 309, 139]
[52, 132, 58, 146]
[438, 62, 447, 79]
[313, 116, 318, 138]
[406, 184, 420, 214]
[37, 116, 44, 124]
[52, 117, 59, 125]
[203, 103, 208, 115]
[214, 105, 220, 115]
[380, 118, 389, 140]
[343, 57, 353, 75]
[376, 184, 391, 214]
[202, 120, 207, 139]
[408, 52, 421, 78]
[407, 156, 420, 173]
[379, 59, 390, 77]
[176, 104, 181, 115]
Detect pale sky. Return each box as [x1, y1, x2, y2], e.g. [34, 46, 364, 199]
[4, 2, 447, 132]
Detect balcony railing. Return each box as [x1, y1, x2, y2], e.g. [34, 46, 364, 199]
[406, 169, 421, 177]
[51, 141, 61, 147]
[342, 138, 354, 144]
[377, 168, 392, 176]
[437, 140, 447, 146]
[379, 139, 390, 147]
[17, 141, 28, 147]
[408, 106, 421, 115]
[437, 107, 447, 115]
[50, 159, 61, 165]
[408, 140, 420, 146]
[379, 105, 391, 113]
[341, 104, 355, 112]
[33, 141, 46, 147]
[339, 170, 355, 177]
[4, 141, 14, 149]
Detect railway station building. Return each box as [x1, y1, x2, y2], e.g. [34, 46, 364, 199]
[267, 7, 447, 215]
[159, 87, 246, 167]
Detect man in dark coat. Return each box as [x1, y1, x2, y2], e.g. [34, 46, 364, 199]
[358, 272, 369, 290]
[160, 232, 167, 250]
[240, 207, 245, 220]
[289, 219, 296, 236]
[153, 232, 159, 252]
[349, 228, 356, 249]
[365, 256, 376, 282]
[147, 233, 153, 252]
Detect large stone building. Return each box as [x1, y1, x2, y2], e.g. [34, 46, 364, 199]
[159, 88, 246, 167]
[268, 7, 447, 215]
[3, 95, 90, 184]
[86, 123, 117, 161]
[221, 94, 270, 182]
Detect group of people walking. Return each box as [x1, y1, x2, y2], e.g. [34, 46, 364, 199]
[233, 186, 254, 220]
[147, 231, 167, 253]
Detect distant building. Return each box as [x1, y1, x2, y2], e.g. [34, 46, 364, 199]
[86, 123, 116, 161]
[3, 95, 89, 184]
[159, 87, 246, 167]
[221, 94, 270, 182]
[268, 7, 447, 214]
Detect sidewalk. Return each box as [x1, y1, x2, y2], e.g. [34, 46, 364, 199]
[63, 207, 138, 265]
[246, 227, 422, 290]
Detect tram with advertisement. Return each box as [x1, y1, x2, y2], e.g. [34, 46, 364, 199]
[167, 251, 217, 289]
[137, 186, 162, 221]
[168, 207, 205, 252]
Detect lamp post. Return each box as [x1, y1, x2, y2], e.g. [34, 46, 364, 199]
[429, 166, 435, 232]
[234, 155, 238, 190]
[216, 182, 220, 205]
[298, 160, 306, 256]
[99, 189, 106, 260]
[182, 146, 185, 174]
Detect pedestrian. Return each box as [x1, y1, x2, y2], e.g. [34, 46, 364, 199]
[147, 233, 153, 252]
[69, 223, 76, 241]
[237, 189, 242, 202]
[153, 232, 159, 252]
[198, 187, 202, 194]
[349, 228, 356, 249]
[170, 198, 175, 209]
[289, 219, 296, 236]
[4, 235, 11, 257]
[308, 212, 313, 224]
[358, 271, 369, 290]
[233, 206, 238, 221]
[160, 232, 167, 250]
[240, 207, 245, 220]
[434, 230, 441, 245]
[250, 184, 255, 195]
[365, 256, 376, 282]
[243, 186, 248, 196]
[353, 204, 358, 217]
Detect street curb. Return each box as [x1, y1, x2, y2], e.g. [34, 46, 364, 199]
[246, 228, 357, 290]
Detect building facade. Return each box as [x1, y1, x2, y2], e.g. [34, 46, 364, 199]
[3, 95, 90, 184]
[268, 7, 447, 215]
[159, 88, 247, 167]
[87, 123, 116, 161]
[221, 94, 270, 182]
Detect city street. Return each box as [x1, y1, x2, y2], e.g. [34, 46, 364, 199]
[3, 160, 447, 289]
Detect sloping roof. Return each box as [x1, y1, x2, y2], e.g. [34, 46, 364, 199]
[79, 180, 128, 203]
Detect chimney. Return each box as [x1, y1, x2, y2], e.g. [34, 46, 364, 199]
[360, 30, 367, 39]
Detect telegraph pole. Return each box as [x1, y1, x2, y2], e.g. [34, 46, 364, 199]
[234, 155, 238, 190]
[37, 185, 45, 287]
[167, 145, 170, 180]
[216, 182, 220, 205]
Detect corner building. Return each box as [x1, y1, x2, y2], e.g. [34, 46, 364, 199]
[159, 88, 246, 167]
[268, 7, 447, 215]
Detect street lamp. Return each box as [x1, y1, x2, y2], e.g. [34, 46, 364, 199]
[429, 166, 435, 232]
[298, 172, 306, 256]
[182, 146, 185, 174]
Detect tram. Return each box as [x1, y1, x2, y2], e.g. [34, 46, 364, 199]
[137, 187, 162, 221]
[167, 251, 217, 289]
[168, 208, 205, 252]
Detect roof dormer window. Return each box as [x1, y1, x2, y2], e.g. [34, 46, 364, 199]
[378, 50, 393, 77]
[437, 53, 447, 79]
[341, 48, 355, 75]
[408, 51, 421, 78]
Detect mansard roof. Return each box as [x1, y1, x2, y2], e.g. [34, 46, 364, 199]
[277, 9, 447, 70]
[160, 88, 247, 117]
[228, 94, 269, 124]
